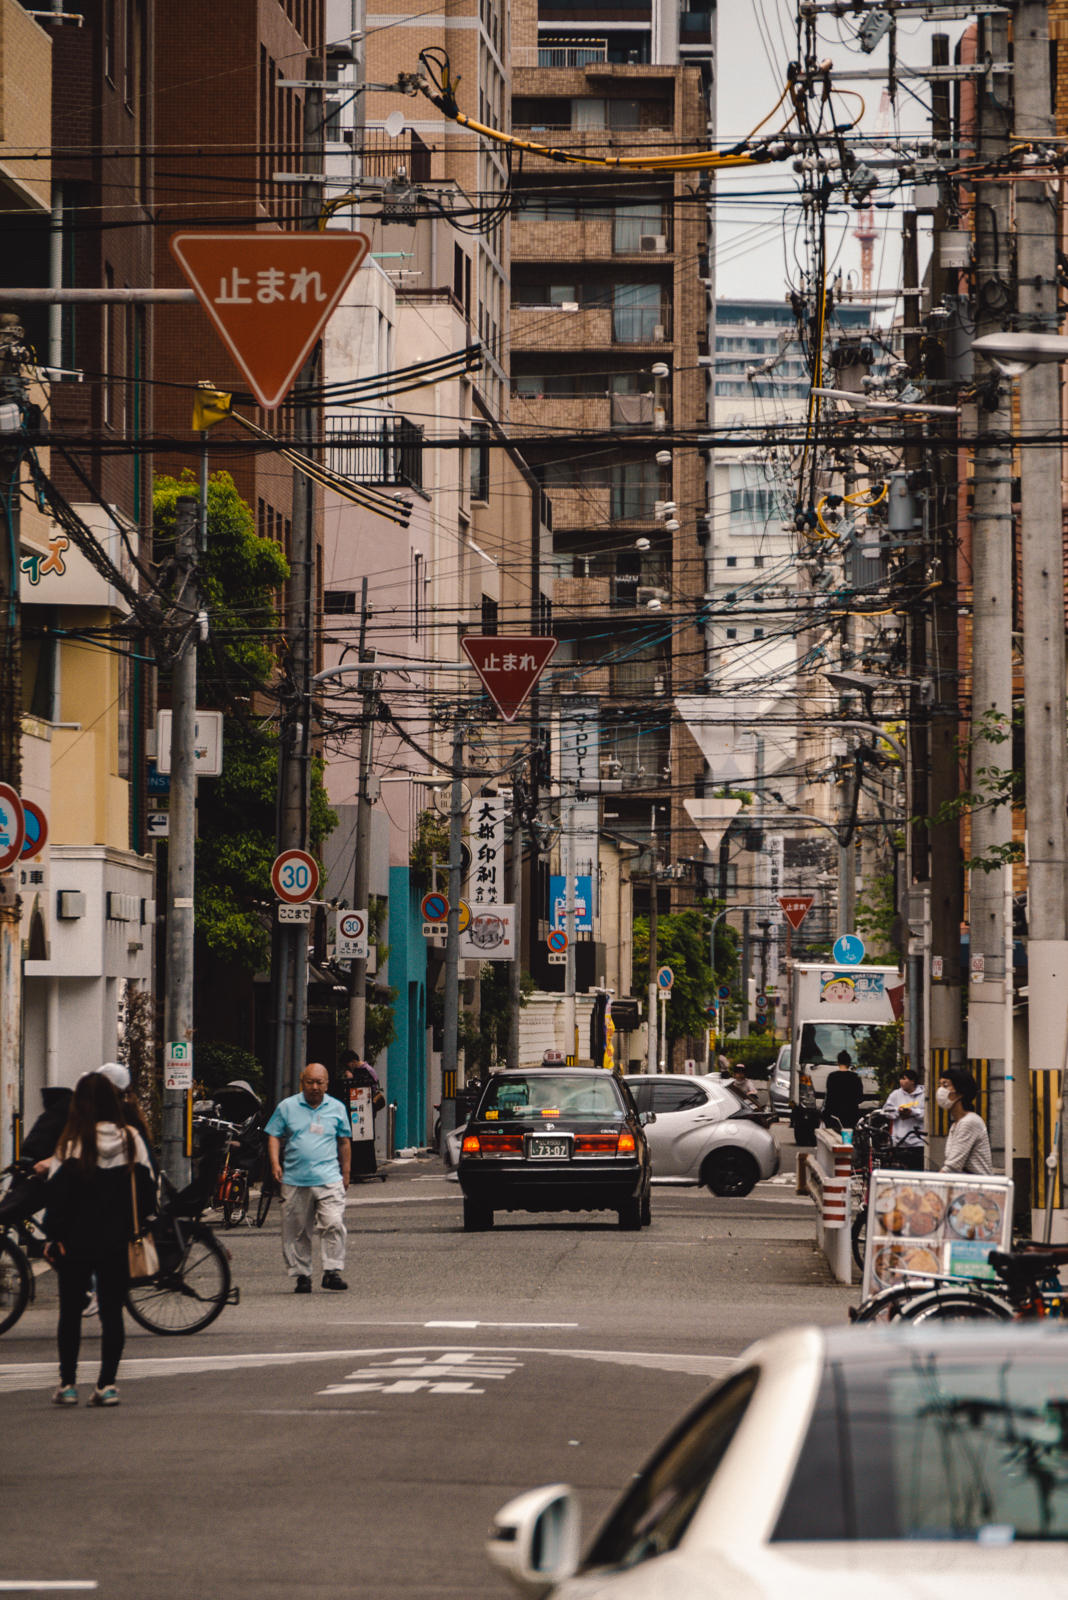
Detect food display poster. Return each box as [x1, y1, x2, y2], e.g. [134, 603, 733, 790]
[861, 1171, 1014, 1300]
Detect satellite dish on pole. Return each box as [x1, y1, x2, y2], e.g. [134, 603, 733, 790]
[384, 110, 406, 138]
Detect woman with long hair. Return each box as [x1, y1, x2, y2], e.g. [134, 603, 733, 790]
[43, 1071, 154, 1407]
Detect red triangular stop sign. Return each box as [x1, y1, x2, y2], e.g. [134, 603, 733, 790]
[778, 895, 814, 932]
[169, 230, 371, 409]
[461, 636, 557, 722]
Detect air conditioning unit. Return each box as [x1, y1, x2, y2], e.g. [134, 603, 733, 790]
[639, 234, 668, 253]
[652, 324, 667, 342]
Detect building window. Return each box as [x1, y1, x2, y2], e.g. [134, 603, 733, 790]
[725, 628, 737, 639]
[324, 591, 357, 615]
[481, 594, 499, 634]
[412, 551, 424, 640]
[725, 556, 737, 568]
[754, 628, 765, 639]
[613, 201, 665, 253]
[471, 423, 490, 503]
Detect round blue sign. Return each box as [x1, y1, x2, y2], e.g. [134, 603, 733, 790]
[656, 966, 674, 990]
[832, 934, 866, 966]
[717, 984, 730, 1001]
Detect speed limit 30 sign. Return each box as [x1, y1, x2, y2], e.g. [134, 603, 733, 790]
[271, 849, 320, 904]
[336, 909, 369, 960]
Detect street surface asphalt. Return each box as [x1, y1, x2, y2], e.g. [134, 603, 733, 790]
[0, 1132, 857, 1598]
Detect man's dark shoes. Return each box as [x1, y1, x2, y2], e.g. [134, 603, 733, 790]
[294, 1275, 312, 1294]
[321, 1271, 348, 1291]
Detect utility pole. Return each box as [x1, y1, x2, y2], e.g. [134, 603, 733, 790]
[161, 494, 198, 1183]
[647, 804, 659, 1073]
[967, 4, 1015, 1176]
[0, 314, 26, 1165]
[1015, 0, 1068, 1231]
[347, 576, 374, 1058]
[563, 783, 578, 1061]
[926, 29, 965, 1103]
[440, 721, 466, 1096]
[507, 776, 523, 1070]
[274, 66, 324, 1097]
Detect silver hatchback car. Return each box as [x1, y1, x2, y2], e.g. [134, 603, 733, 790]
[623, 1074, 779, 1197]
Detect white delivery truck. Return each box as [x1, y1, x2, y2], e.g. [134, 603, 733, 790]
[788, 962, 904, 1142]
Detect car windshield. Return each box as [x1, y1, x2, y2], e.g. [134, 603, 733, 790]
[774, 1348, 1068, 1542]
[478, 1074, 625, 1121]
[799, 1023, 884, 1066]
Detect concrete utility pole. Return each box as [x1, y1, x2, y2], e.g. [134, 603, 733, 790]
[0, 314, 26, 1165]
[925, 31, 964, 1093]
[347, 576, 374, 1058]
[440, 722, 466, 1096]
[273, 65, 324, 1098]
[966, 5, 1015, 1177]
[506, 786, 523, 1070]
[646, 805, 659, 1073]
[1014, 0, 1068, 1230]
[161, 495, 199, 1184]
[563, 784, 578, 1061]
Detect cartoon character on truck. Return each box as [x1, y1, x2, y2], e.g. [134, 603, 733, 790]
[788, 962, 905, 1145]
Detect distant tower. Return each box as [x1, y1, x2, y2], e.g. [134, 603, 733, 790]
[853, 206, 879, 299]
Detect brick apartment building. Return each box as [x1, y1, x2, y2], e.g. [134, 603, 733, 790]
[507, 0, 715, 912]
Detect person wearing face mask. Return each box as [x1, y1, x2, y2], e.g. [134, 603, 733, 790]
[937, 1068, 993, 1175]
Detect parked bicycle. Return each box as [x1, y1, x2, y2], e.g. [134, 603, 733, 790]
[851, 1245, 1068, 1325]
[849, 1109, 925, 1271]
[0, 1159, 236, 1337]
[195, 1114, 252, 1228]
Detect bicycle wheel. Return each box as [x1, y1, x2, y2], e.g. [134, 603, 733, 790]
[125, 1221, 231, 1335]
[254, 1178, 275, 1228]
[222, 1172, 249, 1228]
[0, 1237, 31, 1335]
[851, 1282, 927, 1323]
[900, 1288, 1013, 1324]
[851, 1212, 867, 1274]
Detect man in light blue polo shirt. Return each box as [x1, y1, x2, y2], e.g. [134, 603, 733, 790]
[266, 1063, 351, 1294]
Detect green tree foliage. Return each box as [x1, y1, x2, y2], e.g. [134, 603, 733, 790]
[853, 871, 899, 963]
[632, 906, 739, 1047]
[153, 470, 336, 972]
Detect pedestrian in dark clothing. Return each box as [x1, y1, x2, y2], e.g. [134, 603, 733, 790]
[338, 1049, 385, 1178]
[0, 1087, 73, 1230]
[822, 1050, 863, 1131]
[43, 1072, 154, 1408]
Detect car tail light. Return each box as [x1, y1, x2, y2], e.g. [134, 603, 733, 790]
[574, 1133, 619, 1155]
[463, 1132, 523, 1157]
[616, 1131, 636, 1154]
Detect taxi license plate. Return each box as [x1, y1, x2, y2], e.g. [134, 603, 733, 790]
[529, 1136, 569, 1159]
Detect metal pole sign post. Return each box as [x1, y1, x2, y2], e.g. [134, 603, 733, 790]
[656, 966, 673, 1073]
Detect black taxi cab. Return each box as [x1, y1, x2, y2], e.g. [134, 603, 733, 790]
[457, 1067, 652, 1232]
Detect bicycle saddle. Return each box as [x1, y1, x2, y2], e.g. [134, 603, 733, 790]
[989, 1250, 1061, 1285]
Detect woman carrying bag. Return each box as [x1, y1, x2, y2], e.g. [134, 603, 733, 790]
[43, 1071, 155, 1408]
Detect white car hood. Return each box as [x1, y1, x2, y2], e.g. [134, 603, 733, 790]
[556, 1541, 1068, 1599]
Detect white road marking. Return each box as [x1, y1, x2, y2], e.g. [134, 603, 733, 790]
[320, 1351, 522, 1396]
[0, 1344, 731, 1395]
[425, 1320, 577, 1329]
[0, 1586, 97, 1593]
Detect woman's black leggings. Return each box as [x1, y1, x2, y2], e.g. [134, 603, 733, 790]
[56, 1252, 128, 1388]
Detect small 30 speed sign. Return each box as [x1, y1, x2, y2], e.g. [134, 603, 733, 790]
[336, 909, 368, 960]
[271, 848, 319, 904]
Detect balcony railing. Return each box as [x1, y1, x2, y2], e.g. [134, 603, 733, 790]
[325, 417, 424, 489]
